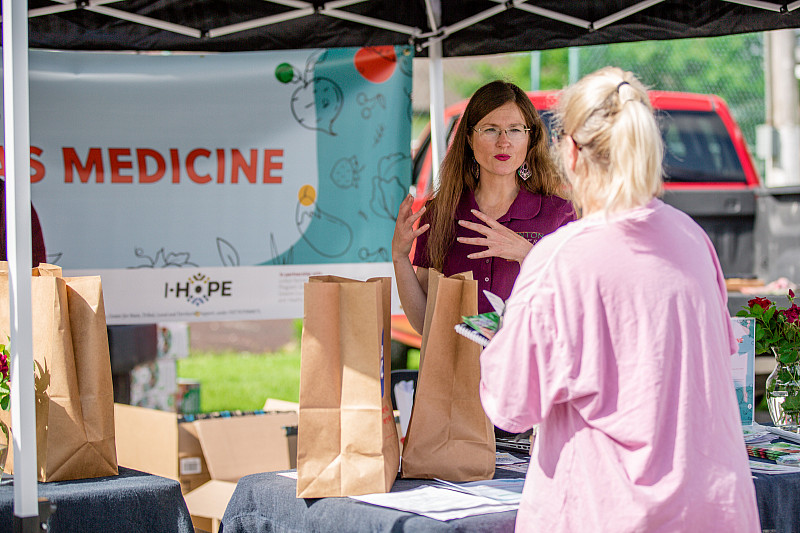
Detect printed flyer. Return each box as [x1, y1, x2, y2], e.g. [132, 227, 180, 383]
[731, 317, 756, 425]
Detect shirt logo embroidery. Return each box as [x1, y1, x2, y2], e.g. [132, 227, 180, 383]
[517, 231, 543, 245]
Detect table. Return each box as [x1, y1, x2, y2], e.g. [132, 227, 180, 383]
[0, 467, 194, 533]
[220, 460, 800, 533]
[752, 463, 800, 533]
[220, 466, 525, 533]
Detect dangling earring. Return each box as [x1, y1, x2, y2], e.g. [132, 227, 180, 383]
[518, 162, 532, 181]
[471, 157, 480, 180]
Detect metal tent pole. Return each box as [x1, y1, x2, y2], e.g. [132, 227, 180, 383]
[425, 0, 446, 191]
[1, 0, 40, 528]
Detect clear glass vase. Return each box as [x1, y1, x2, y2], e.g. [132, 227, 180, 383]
[766, 350, 800, 429]
[0, 420, 9, 475]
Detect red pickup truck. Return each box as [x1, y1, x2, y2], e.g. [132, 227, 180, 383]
[391, 90, 762, 365]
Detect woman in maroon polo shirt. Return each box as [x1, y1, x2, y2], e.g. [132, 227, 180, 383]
[392, 80, 575, 334]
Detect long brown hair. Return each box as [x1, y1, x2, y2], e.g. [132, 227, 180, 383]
[424, 80, 564, 270]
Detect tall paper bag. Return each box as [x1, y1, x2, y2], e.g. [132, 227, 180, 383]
[0, 263, 117, 481]
[401, 270, 495, 481]
[296, 275, 399, 497]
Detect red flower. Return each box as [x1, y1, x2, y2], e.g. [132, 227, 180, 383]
[782, 303, 800, 325]
[0, 352, 7, 381]
[791, 289, 796, 299]
[748, 297, 772, 311]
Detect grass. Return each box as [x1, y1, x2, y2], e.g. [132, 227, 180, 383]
[177, 315, 420, 414]
[177, 344, 421, 414]
[177, 346, 301, 413]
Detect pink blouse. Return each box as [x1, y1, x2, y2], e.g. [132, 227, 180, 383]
[480, 199, 759, 532]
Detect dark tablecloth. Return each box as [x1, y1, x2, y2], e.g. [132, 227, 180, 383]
[220, 465, 526, 533]
[753, 467, 800, 533]
[220, 460, 800, 533]
[0, 467, 194, 533]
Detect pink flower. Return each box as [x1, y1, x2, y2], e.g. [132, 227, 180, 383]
[749, 297, 772, 311]
[791, 289, 796, 299]
[0, 352, 7, 381]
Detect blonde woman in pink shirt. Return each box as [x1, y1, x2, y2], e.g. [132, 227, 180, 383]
[479, 67, 760, 532]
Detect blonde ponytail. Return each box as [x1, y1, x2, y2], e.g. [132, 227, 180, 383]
[555, 67, 663, 214]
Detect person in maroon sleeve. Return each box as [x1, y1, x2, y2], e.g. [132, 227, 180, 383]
[0, 178, 47, 266]
[392, 80, 575, 335]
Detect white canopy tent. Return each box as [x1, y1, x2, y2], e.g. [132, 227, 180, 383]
[6, 0, 800, 525]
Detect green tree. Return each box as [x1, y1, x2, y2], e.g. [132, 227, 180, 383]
[447, 48, 570, 99]
[581, 34, 764, 145]
[444, 34, 765, 147]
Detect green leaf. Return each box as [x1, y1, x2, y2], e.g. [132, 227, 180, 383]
[782, 394, 800, 413]
[755, 341, 770, 355]
[780, 350, 800, 365]
[777, 367, 797, 382]
[0, 395, 7, 411]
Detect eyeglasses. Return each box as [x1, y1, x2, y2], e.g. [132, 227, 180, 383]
[473, 125, 531, 143]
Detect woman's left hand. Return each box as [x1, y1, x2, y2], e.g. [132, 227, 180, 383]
[457, 209, 533, 263]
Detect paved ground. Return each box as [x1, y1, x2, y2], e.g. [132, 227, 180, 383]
[189, 319, 297, 353]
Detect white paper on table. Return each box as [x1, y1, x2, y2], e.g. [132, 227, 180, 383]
[394, 380, 415, 437]
[351, 485, 519, 520]
[495, 452, 527, 465]
[743, 423, 773, 444]
[749, 460, 800, 475]
[432, 478, 524, 504]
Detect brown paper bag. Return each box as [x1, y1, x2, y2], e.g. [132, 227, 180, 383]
[0, 263, 118, 481]
[401, 270, 495, 481]
[296, 275, 400, 497]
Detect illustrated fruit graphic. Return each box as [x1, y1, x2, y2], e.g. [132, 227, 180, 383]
[354, 46, 397, 84]
[298, 185, 316, 206]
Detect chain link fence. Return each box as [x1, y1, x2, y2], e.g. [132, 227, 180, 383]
[413, 32, 767, 158]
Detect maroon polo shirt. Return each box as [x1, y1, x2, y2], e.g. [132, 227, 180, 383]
[413, 188, 575, 313]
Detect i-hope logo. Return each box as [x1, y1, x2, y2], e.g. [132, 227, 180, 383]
[164, 272, 233, 306]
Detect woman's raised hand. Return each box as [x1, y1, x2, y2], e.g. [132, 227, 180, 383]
[457, 209, 533, 263]
[392, 194, 429, 261]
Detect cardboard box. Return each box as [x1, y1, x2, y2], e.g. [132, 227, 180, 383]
[183, 479, 237, 533]
[263, 397, 299, 413]
[114, 403, 298, 532]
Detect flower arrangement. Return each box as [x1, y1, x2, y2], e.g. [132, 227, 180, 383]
[737, 290, 800, 362]
[0, 341, 9, 472]
[0, 341, 48, 459]
[737, 290, 800, 426]
[0, 341, 9, 411]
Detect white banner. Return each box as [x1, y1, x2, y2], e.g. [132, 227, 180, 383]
[1, 46, 413, 323]
[70, 263, 396, 325]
